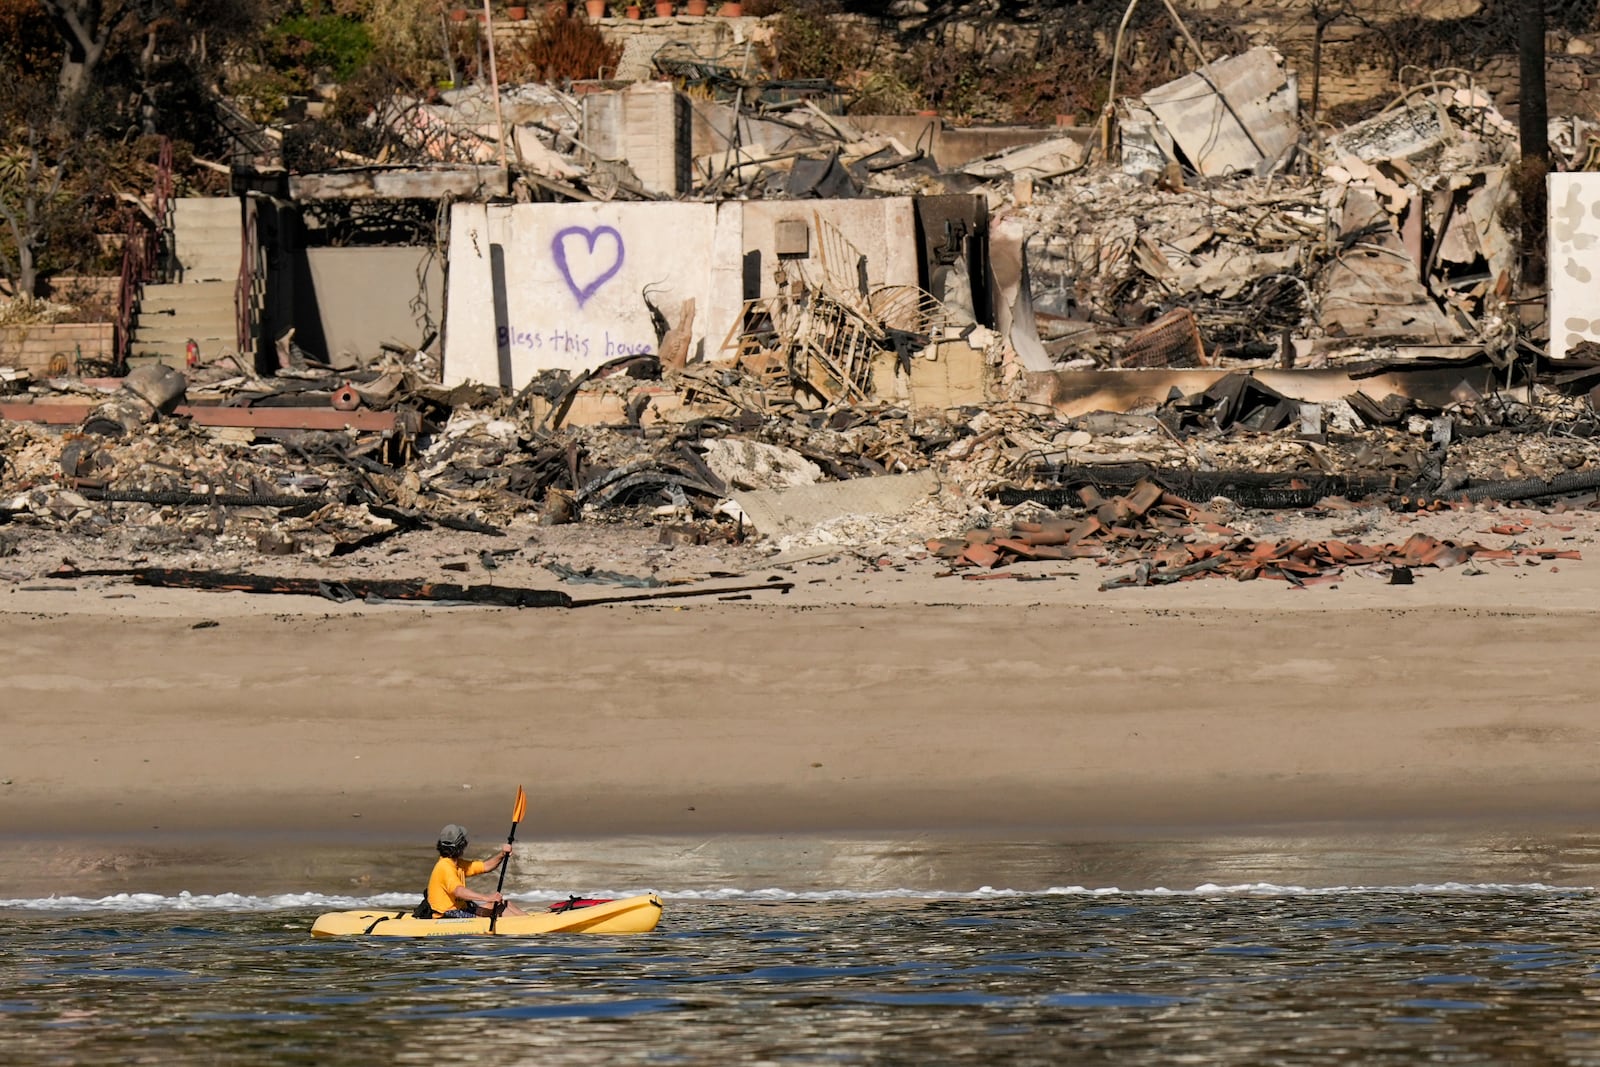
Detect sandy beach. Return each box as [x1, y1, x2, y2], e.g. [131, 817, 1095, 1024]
[6, 498, 1600, 870]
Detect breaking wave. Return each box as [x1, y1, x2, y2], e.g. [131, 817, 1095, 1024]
[1, 882, 1583, 912]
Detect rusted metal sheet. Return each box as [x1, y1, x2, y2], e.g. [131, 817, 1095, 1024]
[930, 479, 1583, 584]
[1119, 307, 1205, 368]
[180, 406, 404, 432]
[0, 403, 92, 425]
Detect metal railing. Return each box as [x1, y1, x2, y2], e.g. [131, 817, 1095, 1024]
[113, 138, 173, 373]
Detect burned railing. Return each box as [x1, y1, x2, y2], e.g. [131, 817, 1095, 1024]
[113, 138, 173, 373]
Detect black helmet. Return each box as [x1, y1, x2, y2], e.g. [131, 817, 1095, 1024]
[437, 824, 468, 857]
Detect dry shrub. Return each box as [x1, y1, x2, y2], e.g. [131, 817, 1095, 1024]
[767, 1, 870, 82]
[498, 14, 622, 84]
[895, 3, 1247, 126]
[364, 0, 447, 77]
[846, 71, 922, 116]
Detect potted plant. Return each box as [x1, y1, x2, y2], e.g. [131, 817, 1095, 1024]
[448, 7, 469, 20]
[545, 0, 569, 17]
[586, 0, 606, 15]
[506, 4, 528, 17]
[685, 0, 706, 13]
[625, 3, 641, 15]
[718, 1, 741, 13]
[654, 0, 673, 15]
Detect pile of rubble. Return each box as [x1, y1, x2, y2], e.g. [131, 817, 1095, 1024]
[4, 345, 1600, 581]
[1013, 50, 1527, 374]
[12, 35, 1600, 598]
[928, 478, 1582, 588]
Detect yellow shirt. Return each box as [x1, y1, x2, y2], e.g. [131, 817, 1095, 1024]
[427, 856, 489, 916]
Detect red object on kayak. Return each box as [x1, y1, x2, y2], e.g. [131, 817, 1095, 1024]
[547, 897, 612, 913]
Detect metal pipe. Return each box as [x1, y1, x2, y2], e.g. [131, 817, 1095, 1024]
[482, 0, 508, 174]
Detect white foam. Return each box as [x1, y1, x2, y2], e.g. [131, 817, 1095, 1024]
[1, 882, 1585, 912]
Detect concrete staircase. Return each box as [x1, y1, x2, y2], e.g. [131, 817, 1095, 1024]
[128, 197, 244, 369]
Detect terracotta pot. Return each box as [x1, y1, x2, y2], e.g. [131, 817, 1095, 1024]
[506, 4, 528, 17]
[718, 1, 740, 12]
[685, 0, 706, 13]
[625, 3, 641, 15]
[448, 8, 468, 20]
[585, 0, 606, 15]
[654, 0, 673, 15]
[545, 0, 568, 17]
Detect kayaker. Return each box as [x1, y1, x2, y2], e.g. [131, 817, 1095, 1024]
[426, 824, 528, 919]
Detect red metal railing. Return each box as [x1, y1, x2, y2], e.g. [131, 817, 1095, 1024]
[113, 138, 174, 373]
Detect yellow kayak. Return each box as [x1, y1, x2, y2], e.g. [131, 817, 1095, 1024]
[311, 893, 663, 938]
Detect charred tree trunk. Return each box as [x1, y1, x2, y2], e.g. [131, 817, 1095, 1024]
[1517, 0, 1549, 285]
[41, 0, 115, 113]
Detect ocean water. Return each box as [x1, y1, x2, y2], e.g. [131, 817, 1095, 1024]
[6, 833, 1600, 1064]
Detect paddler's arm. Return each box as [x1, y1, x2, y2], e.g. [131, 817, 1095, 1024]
[480, 842, 514, 871]
[453, 885, 505, 907]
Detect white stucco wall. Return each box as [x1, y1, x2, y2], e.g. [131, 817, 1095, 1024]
[1550, 172, 1600, 363]
[738, 199, 919, 299]
[443, 198, 921, 388]
[444, 201, 718, 388]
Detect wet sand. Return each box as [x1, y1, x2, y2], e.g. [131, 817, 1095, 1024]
[6, 535, 1600, 858]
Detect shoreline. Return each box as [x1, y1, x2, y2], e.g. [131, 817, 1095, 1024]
[8, 583, 1600, 835]
[7, 504, 1600, 896]
[8, 816, 1600, 900]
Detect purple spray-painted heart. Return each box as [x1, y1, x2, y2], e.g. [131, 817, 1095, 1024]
[552, 225, 625, 307]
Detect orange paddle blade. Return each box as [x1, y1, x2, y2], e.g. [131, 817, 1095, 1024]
[511, 785, 527, 824]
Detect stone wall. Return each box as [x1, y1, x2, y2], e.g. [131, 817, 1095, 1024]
[494, 12, 763, 78]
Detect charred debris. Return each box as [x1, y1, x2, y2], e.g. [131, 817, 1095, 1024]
[3, 38, 1600, 595]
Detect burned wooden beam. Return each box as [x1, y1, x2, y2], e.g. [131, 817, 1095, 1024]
[47, 565, 794, 608]
[569, 579, 794, 608]
[60, 567, 574, 607]
[366, 504, 506, 537]
[74, 487, 325, 509]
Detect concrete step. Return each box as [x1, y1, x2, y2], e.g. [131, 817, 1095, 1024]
[174, 243, 241, 264]
[136, 304, 237, 327]
[139, 281, 235, 307]
[174, 240, 242, 260]
[134, 311, 236, 335]
[172, 266, 238, 282]
[124, 352, 188, 370]
[126, 335, 239, 365]
[169, 198, 242, 280]
[131, 324, 236, 346]
[171, 197, 241, 219]
[173, 220, 241, 238]
[137, 297, 236, 321]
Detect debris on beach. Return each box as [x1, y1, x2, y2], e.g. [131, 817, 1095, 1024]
[926, 478, 1582, 587]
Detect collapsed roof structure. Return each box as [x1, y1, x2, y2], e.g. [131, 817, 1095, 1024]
[5, 9, 1600, 592]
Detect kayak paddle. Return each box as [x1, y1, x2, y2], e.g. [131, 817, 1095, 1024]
[489, 785, 526, 934]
